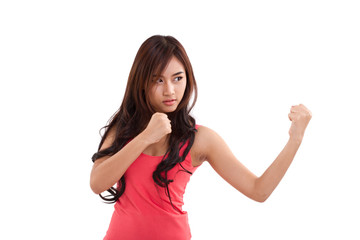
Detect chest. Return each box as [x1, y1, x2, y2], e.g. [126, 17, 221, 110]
[142, 147, 203, 168]
[142, 123, 209, 168]
[143, 140, 204, 168]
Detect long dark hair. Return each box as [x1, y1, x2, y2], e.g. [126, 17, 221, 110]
[91, 35, 198, 209]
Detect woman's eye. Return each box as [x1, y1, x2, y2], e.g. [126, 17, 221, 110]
[154, 77, 182, 83]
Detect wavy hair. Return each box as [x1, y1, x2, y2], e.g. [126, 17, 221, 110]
[91, 35, 198, 210]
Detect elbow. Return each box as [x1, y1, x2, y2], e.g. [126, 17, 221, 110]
[90, 183, 100, 195]
[254, 194, 269, 203]
[91, 186, 102, 195]
[90, 177, 104, 195]
[246, 189, 269, 203]
[253, 184, 270, 203]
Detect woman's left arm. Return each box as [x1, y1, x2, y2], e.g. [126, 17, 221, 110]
[202, 104, 312, 202]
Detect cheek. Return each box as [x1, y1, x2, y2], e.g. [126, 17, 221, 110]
[149, 86, 161, 102]
[179, 81, 187, 95]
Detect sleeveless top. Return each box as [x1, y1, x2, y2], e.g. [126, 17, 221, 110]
[104, 126, 201, 240]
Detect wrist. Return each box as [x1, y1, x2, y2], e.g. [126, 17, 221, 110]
[137, 130, 153, 146]
[289, 135, 303, 145]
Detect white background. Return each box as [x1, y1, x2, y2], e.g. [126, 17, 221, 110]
[1, 0, 359, 239]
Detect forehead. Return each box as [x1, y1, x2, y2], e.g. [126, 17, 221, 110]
[155, 56, 185, 77]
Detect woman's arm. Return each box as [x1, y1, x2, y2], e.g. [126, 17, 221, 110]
[254, 138, 301, 202]
[201, 104, 312, 202]
[90, 129, 151, 194]
[90, 112, 172, 194]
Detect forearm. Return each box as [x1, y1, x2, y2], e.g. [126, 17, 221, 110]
[255, 137, 302, 202]
[90, 132, 150, 194]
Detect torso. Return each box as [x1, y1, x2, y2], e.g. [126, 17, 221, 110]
[142, 126, 207, 168]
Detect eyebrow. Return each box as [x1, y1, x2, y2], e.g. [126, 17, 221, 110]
[153, 71, 184, 77]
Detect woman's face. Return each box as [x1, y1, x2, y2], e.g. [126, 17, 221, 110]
[148, 56, 187, 113]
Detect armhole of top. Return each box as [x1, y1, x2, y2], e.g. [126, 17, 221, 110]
[186, 124, 201, 169]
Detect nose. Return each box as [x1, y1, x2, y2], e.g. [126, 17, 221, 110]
[163, 82, 175, 96]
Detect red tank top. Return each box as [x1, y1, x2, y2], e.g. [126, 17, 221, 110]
[104, 128, 201, 240]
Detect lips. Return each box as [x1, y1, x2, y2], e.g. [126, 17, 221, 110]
[163, 99, 176, 106]
[163, 99, 176, 103]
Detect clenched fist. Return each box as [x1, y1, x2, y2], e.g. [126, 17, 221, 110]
[142, 112, 172, 144]
[288, 104, 312, 143]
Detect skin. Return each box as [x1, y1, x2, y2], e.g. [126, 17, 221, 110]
[90, 56, 312, 203]
[148, 56, 187, 114]
[144, 56, 187, 156]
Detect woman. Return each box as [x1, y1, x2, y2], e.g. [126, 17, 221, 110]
[90, 35, 312, 240]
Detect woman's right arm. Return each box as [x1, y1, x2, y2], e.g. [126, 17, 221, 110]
[90, 130, 150, 194]
[89, 112, 172, 194]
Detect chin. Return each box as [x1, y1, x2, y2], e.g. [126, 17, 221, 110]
[157, 106, 178, 113]
[162, 109, 177, 113]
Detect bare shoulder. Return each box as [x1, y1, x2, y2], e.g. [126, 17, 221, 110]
[191, 125, 221, 165]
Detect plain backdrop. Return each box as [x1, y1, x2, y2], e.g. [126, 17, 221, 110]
[1, 1, 359, 239]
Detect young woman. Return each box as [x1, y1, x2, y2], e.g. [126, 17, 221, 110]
[90, 35, 312, 240]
